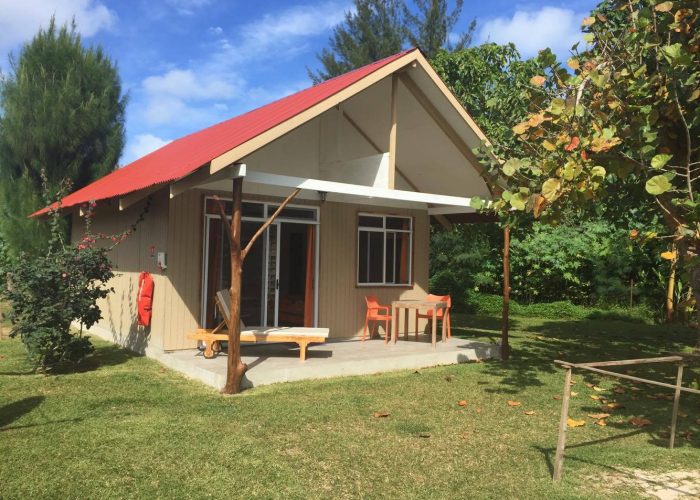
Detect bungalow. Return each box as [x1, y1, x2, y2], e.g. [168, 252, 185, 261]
[44, 48, 494, 355]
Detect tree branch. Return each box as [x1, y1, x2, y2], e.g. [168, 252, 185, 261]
[675, 93, 694, 202]
[241, 188, 301, 261]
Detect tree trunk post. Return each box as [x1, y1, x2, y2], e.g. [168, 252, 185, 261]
[553, 365, 572, 481]
[501, 225, 511, 361]
[666, 251, 677, 323]
[669, 361, 684, 449]
[223, 177, 247, 394]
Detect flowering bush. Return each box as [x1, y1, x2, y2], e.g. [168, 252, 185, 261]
[1, 177, 147, 371]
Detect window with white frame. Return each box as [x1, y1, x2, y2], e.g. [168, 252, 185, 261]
[357, 214, 412, 286]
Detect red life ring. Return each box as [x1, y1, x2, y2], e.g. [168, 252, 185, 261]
[137, 271, 154, 327]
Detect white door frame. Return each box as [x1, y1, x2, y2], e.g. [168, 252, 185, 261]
[200, 198, 320, 328]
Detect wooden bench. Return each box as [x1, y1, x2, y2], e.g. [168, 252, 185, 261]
[187, 290, 329, 361]
[188, 327, 330, 361]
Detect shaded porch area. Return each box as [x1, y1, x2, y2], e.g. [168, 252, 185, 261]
[152, 336, 499, 391]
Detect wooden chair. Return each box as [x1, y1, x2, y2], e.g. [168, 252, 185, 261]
[363, 295, 392, 343]
[416, 294, 451, 339]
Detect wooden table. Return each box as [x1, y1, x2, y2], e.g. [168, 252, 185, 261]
[391, 300, 448, 348]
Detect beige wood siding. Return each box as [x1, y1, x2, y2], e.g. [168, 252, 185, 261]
[79, 188, 431, 350]
[71, 190, 170, 352]
[163, 189, 204, 350]
[318, 201, 430, 338]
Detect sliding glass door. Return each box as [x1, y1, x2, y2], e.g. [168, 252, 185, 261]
[201, 199, 318, 329]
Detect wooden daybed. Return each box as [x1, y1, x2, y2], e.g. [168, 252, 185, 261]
[187, 291, 329, 361]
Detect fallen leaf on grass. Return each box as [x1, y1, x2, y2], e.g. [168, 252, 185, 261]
[613, 387, 626, 394]
[373, 411, 390, 418]
[553, 395, 562, 400]
[594, 420, 607, 427]
[523, 410, 535, 416]
[507, 400, 522, 407]
[593, 386, 605, 392]
[601, 402, 625, 411]
[629, 417, 652, 427]
[534, 335, 546, 341]
[585, 383, 595, 388]
[457, 400, 468, 407]
[588, 413, 611, 420]
[444, 375, 454, 382]
[590, 395, 602, 400]
[567, 418, 586, 427]
[460, 432, 470, 440]
[476, 408, 482, 414]
[678, 411, 688, 418]
[418, 433, 431, 438]
[571, 391, 579, 397]
[630, 386, 642, 392]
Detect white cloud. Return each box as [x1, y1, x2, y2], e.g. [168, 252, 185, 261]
[137, 1, 349, 127]
[0, 0, 115, 58]
[143, 69, 238, 101]
[123, 133, 171, 164]
[477, 7, 586, 59]
[166, 0, 212, 16]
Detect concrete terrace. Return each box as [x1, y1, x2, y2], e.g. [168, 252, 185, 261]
[151, 336, 500, 391]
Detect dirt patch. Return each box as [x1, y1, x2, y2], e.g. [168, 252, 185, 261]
[606, 469, 700, 499]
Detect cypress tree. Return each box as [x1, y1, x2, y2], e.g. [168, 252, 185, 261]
[310, 0, 404, 83]
[403, 0, 475, 59]
[0, 18, 126, 257]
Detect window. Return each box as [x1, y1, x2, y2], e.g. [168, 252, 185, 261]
[357, 214, 412, 286]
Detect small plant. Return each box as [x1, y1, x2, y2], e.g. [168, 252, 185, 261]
[0, 173, 145, 371]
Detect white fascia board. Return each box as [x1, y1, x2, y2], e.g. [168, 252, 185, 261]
[428, 206, 476, 215]
[244, 170, 474, 208]
[169, 163, 246, 199]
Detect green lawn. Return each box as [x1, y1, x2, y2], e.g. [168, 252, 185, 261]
[1, 314, 698, 499]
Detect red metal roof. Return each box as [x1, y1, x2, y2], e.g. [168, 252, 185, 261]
[34, 48, 417, 216]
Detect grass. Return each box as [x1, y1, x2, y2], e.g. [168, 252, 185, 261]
[0, 314, 699, 499]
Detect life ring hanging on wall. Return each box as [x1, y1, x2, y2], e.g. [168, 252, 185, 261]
[137, 271, 154, 327]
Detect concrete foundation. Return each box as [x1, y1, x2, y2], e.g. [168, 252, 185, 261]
[151, 336, 500, 391]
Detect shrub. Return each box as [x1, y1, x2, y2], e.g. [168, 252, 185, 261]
[1, 201, 115, 370]
[0, 176, 145, 371]
[463, 291, 657, 323]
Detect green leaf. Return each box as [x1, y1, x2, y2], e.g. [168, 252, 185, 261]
[542, 178, 562, 201]
[510, 192, 529, 211]
[502, 158, 523, 176]
[469, 196, 484, 210]
[591, 166, 606, 178]
[550, 98, 566, 115]
[645, 175, 672, 195]
[583, 33, 595, 43]
[661, 43, 682, 62]
[651, 154, 673, 169]
[654, 1, 673, 12]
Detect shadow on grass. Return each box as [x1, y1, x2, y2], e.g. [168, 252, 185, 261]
[0, 396, 44, 429]
[0, 342, 139, 376]
[58, 343, 140, 374]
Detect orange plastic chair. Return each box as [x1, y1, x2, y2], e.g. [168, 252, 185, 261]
[416, 294, 452, 338]
[363, 295, 392, 343]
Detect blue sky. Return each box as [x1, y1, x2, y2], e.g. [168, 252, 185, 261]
[0, 0, 598, 165]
